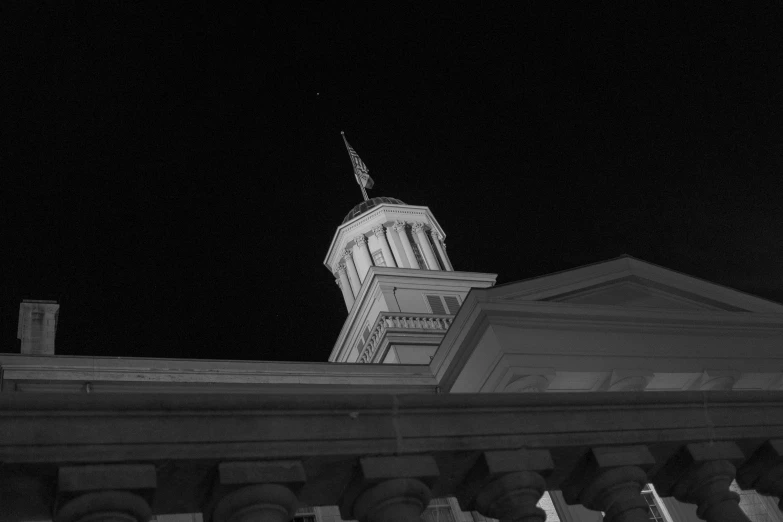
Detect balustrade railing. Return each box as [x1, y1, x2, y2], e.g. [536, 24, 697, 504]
[358, 312, 454, 363]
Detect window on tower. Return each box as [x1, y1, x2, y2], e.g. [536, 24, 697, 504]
[425, 295, 462, 315]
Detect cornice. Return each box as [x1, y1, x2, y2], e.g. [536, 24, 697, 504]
[432, 291, 783, 392]
[491, 256, 783, 314]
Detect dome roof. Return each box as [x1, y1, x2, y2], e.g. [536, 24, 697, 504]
[342, 197, 406, 224]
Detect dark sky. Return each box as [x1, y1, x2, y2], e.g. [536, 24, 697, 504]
[3, 4, 782, 362]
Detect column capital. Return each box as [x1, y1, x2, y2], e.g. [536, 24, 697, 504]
[434, 231, 445, 242]
[652, 442, 749, 522]
[55, 491, 152, 522]
[562, 446, 655, 522]
[340, 455, 438, 522]
[372, 225, 386, 237]
[411, 222, 426, 234]
[212, 484, 299, 522]
[336, 265, 347, 275]
[343, 249, 354, 259]
[207, 460, 305, 522]
[353, 478, 431, 522]
[738, 440, 783, 508]
[55, 464, 156, 522]
[457, 449, 553, 522]
[392, 220, 408, 232]
[355, 234, 368, 246]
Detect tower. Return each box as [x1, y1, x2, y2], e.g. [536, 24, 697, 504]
[325, 196, 496, 363]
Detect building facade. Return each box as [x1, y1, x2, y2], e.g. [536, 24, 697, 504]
[3, 195, 783, 522]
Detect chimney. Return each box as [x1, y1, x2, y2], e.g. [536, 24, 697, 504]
[17, 300, 59, 355]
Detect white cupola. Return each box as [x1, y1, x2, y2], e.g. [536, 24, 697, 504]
[325, 197, 454, 310]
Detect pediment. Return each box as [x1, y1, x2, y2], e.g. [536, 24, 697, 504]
[546, 278, 728, 311]
[490, 256, 783, 314]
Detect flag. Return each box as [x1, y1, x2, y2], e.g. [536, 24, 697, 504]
[341, 132, 375, 189]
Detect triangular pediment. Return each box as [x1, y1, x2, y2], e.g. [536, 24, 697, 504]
[546, 278, 729, 311]
[490, 256, 783, 314]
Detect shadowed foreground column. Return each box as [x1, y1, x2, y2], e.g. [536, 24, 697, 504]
[207, 460, 304, 522]
[213, 484, 298, 522]
[341, 455, 438, 522]
[54, 464, 156, 522]
[738, 439, 783, 511]
[653, 442, 751, 522]
[562, 446, 655, 522]
[457, 449, 553, 522]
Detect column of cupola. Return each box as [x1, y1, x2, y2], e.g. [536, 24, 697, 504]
[333, 220, 455, 311]
[432, 231, 453, 270]
[372, 225, 397, 267]
[353, 235, 374, 281]
[412, 223, 440, 270]
[335, 267, 355, 310]
[393, 221, 420, 269]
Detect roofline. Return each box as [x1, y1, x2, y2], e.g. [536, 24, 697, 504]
[491, 255, 783, 309]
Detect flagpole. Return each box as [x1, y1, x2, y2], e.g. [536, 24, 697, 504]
[341, 131, 372, 202]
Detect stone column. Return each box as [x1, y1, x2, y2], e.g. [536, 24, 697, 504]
[412, 223, 439, 270]
[373, 225, 397, 267]
[563, 446, 656, 522]
[653, 442, 750, 522]
[674, 461, 750, 522]
[393, 221, 420, 269]
[431, 232, 453, 271]
[335, 268, 355, 311]
[457, 449, 554, 522]
[353, 478, 431, 522]
[738, 440, 783, 510]
[475, 471, 548, 522]
[56, 491, 152, 522]
[208, 460, 304, 522]
[354, 234, 374, 281]
[343, 250, 362, 295]
[54, 464, 156, 522]
[385, 226, 406, 267]
[341, 455, 438, 522]
[212, 484, 298, 522]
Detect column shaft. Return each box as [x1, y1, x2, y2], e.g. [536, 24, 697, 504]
[393, 222, 420, 269]
[373, 226, 397, 267]
[344, 251, 362, 295]
[412, 223, 439, 270]
[475, 471, 548, 522]
[386, 227, 406, 267]
[354, 235, 374, 281]
[336, 269, 355, 310]
[673, 461, 751, 522]
[432, 232, 453, 271]
[579, 466, 652, 522]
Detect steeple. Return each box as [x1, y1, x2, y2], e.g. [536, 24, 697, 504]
[325, 142, 497, 363]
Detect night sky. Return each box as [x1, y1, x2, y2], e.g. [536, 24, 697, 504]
[3, 4, 782, 362]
